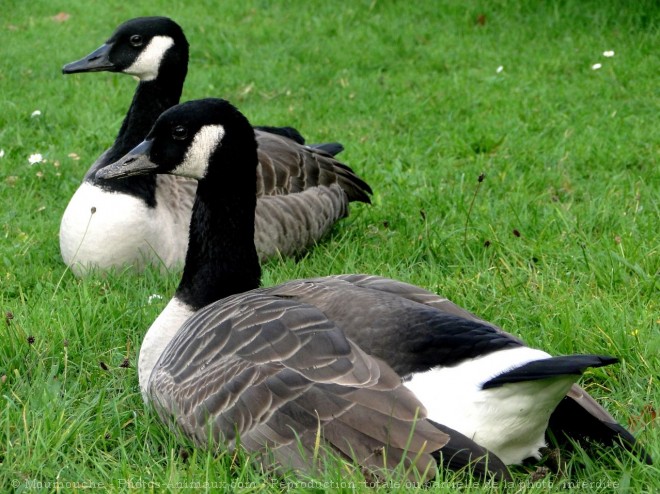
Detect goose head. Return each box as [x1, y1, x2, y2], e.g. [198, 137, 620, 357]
[96, 98, 258, 183]
[62, 16, 188, 82]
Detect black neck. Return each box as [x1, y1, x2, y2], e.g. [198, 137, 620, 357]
[86, 75, 185, 206]
[176, 178, 261, 310]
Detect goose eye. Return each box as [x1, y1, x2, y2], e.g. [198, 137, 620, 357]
[129, 35, 143, 47]
[172, 125, 188, 141]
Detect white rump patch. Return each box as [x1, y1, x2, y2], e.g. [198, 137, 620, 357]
[172, 125, 225, 179]
[404, 346, 579, 464]
[125, 35, 175, 81]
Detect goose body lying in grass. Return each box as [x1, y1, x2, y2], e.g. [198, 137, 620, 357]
[60, 16, 371, 276]
[97, 98, 651, 480]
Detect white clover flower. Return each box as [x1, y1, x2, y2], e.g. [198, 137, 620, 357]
[31, 110, 42, 118]
[148, 294, 164, 304]
[603, 50, 615, 57]
[496, 65, 504, 73]
[591, 63, 602, 70]
[28, 153, 44, 165]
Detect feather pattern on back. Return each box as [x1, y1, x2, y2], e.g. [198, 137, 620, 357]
[254, 185, 349, 260]
[254, 130, 371, 203]
[149, 292, 448, 479]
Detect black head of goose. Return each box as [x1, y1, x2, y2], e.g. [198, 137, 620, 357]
[97, 99, 651, 479]
[60, 16, 372, 276]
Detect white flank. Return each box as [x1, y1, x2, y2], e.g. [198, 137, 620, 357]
[404, 346, 577, 464]
[172, 124, 225, 179]
[139, 297, 195, 399]
[124, 35, 175, 81]
[59, 181, 189, 275]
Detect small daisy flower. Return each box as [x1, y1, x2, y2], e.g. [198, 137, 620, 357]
[496, 65, 504, 73]
[31, 110, 42, 118]
[591, 63, 602, 70]
[148, 294, 164, 304]
[603, 50, 615, 57]
[28, 153, 44, 165]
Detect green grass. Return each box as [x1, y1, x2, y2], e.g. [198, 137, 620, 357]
[1, 0, 658, 492]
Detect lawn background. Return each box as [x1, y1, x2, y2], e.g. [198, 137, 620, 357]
[1, 0, 658, 492]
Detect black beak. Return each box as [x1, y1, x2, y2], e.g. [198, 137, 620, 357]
[96, 140, 158, 180]
[63, 43, 115, 74]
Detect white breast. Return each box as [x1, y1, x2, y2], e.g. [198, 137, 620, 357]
[138, 297, 195, 400]
[404, 346, 576, 464]
[59, 181, 190, 275]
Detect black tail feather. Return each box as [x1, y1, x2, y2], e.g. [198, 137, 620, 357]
[482, 355, 618, 389]
[308, 142, 345, 157]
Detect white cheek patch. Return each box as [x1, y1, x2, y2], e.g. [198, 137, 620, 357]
[173, 125, 225, 179]
[125, 36, 175, 81]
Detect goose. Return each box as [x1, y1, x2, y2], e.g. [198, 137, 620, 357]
[97, 99, 651, 480]
[60, 16, 371, 276]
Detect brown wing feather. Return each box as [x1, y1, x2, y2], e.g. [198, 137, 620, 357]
[253, 185, 349, 261]
[148, 291, 448, 481]
[254, 130, 372, 203]
[328, 274, 511, 335]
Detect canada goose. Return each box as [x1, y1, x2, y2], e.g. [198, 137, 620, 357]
[97, 99, 651, 479]
[60, 16, 371, 276]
